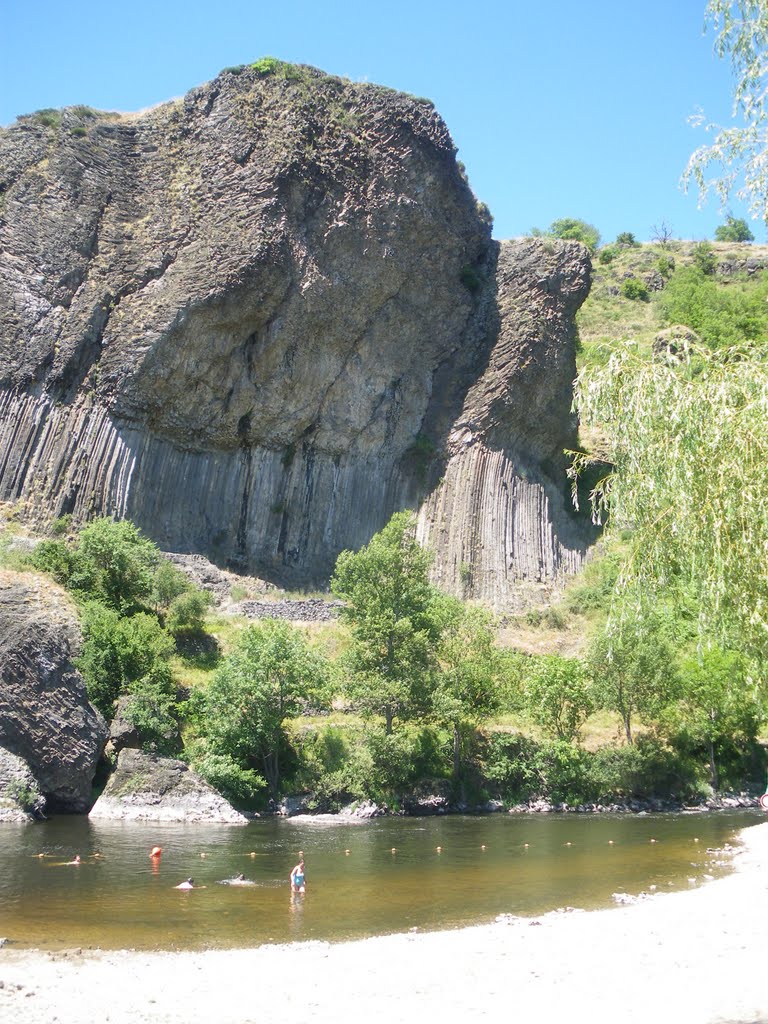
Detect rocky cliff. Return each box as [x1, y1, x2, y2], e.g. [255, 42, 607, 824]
[0, 63, 592, 603]
[0, 570, 107, 811]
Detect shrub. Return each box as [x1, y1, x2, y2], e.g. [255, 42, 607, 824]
[589, 737, 700, 801]
[151, 559, 190, 610]
[30, 109, 61, 129]
[598, 246, 618, 264]
[460, 264, 482, 292]
[477, 732, 542, 802]
[656, 254, 676, 278]
[5, 779, 45, 816]
[477, 733, 703, 805]
[615, 232, 638, 247]
[621, 278, 649, 301]
[251, 56, 283, 75]
[30, 538, 81, 587]
[658, 266, 768, 348]
[49, 514, 73, 537]
[692, 241, 717, 275]
[165, 589, 213, 636]
[250, 56, 307, 82]
[186, 740, 265, 805]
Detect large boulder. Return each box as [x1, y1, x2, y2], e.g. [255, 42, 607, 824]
[89, 748, 248, 823]
[0, 570, 107, 812]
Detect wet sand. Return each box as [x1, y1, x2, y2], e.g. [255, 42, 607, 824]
[2, 821, 767, 1024]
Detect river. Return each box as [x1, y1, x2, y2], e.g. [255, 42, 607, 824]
[0, 809, 758, 950]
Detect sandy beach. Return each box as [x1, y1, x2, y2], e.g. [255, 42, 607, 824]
[2, 820, 767, 1024]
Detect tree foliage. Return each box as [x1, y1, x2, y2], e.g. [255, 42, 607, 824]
[657, 266, 768, 348]
[523, 655, 594, 743]
[715, 213, 755, 241]
[196, 618, 329, 799]
[432, 600, 502, 777]
[667, 645, 764, 788]
[588, 609, 679, 745]
[331, 512, 443, 733]
[684, 1, 768, 220]
[571, 343, 768, 659]
[31, 517, 160, 611]
[549, 217, 601, 252]
[77, 602, 174, 717]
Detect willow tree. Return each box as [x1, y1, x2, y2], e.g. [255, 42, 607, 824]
[684, 1, 768, 219]
[570, 344, 768, 659]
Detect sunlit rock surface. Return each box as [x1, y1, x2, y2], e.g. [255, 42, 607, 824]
[89, 749, 248, 823]
[0, 65, 592, 604]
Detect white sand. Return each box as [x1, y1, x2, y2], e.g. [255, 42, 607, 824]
[2, 821, 768, 1024]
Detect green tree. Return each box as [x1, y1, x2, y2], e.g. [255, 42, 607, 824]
[549, 217, 601, 252]
[571, 343, 768, 658]
[77, 603, 174, 717]
[669, 646, 764, 789]
[199, 619, 329, 799]
[151, 559, 191, 611]
[684, 1, 768, 219]
[76, 518, 160, 611]
[523, 655, 593, 743]
[615, 231, 639, 247]
[331, 512, 443, 734]
[432, 600, 502, 779]
[588, 609, 679, 745]
[715, 214, 755, 241]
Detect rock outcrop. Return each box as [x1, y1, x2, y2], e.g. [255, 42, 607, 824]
[0, 747, 45, 821]
[0, 63, 592, 605]
[0, 570, 107, 812]
[88, 748, 248, 823]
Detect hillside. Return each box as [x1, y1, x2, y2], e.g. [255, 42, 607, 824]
[577, 238, 768, 371]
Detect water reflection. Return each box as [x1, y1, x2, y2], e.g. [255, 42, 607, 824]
[0, 810, 759, 951]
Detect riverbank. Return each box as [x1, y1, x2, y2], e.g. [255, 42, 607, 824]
[2, 820, 767, 1024]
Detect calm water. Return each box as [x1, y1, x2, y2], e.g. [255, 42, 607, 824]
[0, 810, 759, 951]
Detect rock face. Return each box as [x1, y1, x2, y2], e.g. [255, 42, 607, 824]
[89, 748, 248, 823]
[0, 570, 107, 812]
[0, 747, 45, 821]
[0, 64, 592, 603]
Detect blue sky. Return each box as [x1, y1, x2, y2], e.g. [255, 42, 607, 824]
[0, 0, 756, 243]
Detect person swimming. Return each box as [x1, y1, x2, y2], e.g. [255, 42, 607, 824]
[174, 878, 205, 890]
[219, 873, 255, 886]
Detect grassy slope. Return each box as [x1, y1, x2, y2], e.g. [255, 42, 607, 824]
[577, 239, 768, 370]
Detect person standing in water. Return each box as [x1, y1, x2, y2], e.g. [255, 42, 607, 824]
[290, 859, 306, 892]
